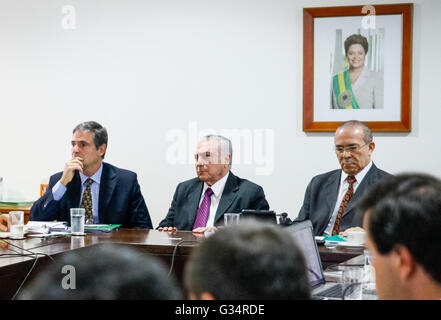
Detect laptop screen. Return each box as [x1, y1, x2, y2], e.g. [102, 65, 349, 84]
[287, 220, 326, 287]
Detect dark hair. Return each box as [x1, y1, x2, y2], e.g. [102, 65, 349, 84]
[185, 220, 311, 299]
[337, 120, 373, 144]
[73, 121, 108, 159]
[357, 173, 441, 284]
[344, 34, 369, 56]
[19, 244, 183, 299]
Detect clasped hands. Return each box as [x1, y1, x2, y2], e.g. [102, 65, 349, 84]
[339, 226, 365, 237]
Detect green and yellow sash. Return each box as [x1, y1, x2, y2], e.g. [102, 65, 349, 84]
[332, 70, 360, 109]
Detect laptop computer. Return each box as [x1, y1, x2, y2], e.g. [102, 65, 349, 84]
[287, 220, 353, 300]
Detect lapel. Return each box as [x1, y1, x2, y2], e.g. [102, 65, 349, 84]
[214, 172, 239, 223]
[66, 171, 82, 209]
[343, 163, 378, 216]
[98, 163, 117, 222]
[325, 170, 342, 220]
[187, 180, 204, 227]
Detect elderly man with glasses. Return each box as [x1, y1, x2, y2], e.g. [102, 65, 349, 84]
[158, 135, 269, 233]
[295, 120, 391, 236]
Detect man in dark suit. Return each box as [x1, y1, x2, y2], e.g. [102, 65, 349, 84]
[158, 135, 269, 232]
[295, 120, 391, 236]
[30, 121, 152, 229]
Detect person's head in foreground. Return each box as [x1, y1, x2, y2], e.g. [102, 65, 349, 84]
[19, 244, 183, 300]
[357, 173, 441, 300]
[185, 220, 311, 300]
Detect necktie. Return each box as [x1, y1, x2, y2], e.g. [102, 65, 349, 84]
[331, 175, 356, 235]
[193, 188, 214, 229]
[80, 178, 93, 223]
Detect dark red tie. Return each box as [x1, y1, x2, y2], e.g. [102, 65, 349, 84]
[331, 175, 356, 235]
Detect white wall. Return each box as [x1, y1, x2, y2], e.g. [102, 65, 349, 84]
[0, 0, 440, 227]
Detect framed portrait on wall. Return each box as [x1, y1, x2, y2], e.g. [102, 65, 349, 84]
[303, 3, 413, 132]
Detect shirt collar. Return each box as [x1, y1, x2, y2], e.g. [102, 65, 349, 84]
[340, 161, 373, 185]
[79, 163, 103, 186]
[203, 171, 230, 198]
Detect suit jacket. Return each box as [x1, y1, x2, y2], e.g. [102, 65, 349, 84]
[295, 163, 391, 236]
[30, 162, 153, 229]
[158, 171, 269, 230]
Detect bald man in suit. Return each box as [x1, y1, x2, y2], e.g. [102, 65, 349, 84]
[295, 120, 391, 236]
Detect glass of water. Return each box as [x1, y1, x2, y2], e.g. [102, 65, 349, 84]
[341, 266, 364, 300]
[70, 208, 85, 236]
[9, 211, 24, 239]
[362, 250, 377, 299]
[224, 213, 241, 226]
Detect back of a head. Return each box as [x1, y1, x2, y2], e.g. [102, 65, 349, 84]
[20, 244, 183, 300]
[185, 220, 311, 300]
[358, 173, 441, 284]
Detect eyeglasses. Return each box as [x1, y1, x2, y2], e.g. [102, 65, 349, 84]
[335, 143, 369, 154]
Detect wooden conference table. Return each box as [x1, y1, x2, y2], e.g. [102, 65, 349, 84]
[0, 228, 363, 299]
[0, 203, 32, 224]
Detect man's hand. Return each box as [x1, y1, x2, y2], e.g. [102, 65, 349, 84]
[60, 157, 84, 186]
[0, 214, 9, 232]
[158, 226, 178, 233]
[192, 226, 218, 233]
[339, 227, 364, 237]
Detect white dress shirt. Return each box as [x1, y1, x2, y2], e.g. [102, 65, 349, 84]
[199, 171, 230, 227]
[323, 161, 373, 236]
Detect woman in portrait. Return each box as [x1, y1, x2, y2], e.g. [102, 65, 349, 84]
[331, 34, 384, 109]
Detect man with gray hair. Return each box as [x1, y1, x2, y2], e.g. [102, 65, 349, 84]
[158, 135, 269, 232]
[295, 120, 391, 236]
[31, 121, 152, 228]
